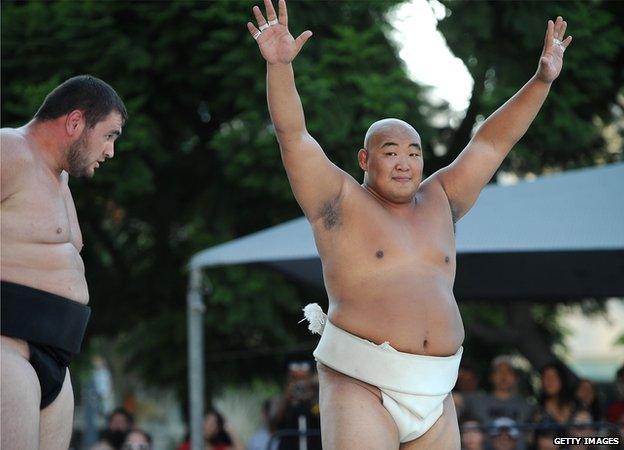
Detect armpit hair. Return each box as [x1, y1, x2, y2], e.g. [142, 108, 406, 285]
[450, 202, 459, 234]
[318, 196, 342, 230]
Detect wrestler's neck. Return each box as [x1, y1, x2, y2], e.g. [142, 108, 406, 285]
[21, 120, 70, 176]
[363, 182, 417, 215]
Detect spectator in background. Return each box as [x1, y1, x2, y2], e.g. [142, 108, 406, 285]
[613, 409, 624, 440]
[464, 356, 532, 427]
[122, 429, 152, 450]
[567, 409, 601, 450]
[533, 363, 575, 424]
[176, 407, 244, 450]
[247, 399, 277, 450]
[454, 361, 486, 418]
[606, 364, 624, 424]
[270, 361, 321, 450]
[532, 424, 559, 450]
[489, 417, 521, 450]
[457, 361, 484, 394]
[204, 408, 244, 450]
[460, 414, 485, 450]
[90, 407, 134, 450]
[575, 379, 603, 421]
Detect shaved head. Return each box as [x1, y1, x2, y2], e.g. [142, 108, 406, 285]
[363, 118, 421, 150]
[357, 117, 424, 204]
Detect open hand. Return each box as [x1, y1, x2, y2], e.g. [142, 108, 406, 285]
[536, 16, 572, 83]
[247, 0, 312, 64]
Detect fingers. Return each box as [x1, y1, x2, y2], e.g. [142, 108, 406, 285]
[247, 22, 262, 40]
[543, 19, 554, 52]
[295, 30, 313, 52]
[553, 16, 562, 39]
[559, 19, 567, 40]
[264, 0, 278, 23]
[279, 0, 288, 27]
[547, 16, 571, 53]
[253, 5, 268, 30]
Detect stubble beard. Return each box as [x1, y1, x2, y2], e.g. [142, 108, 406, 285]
[66, 131, 93, 178]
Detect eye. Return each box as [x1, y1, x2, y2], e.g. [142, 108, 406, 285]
[410, 153, 421, 157]
[385, 152, 397, 156]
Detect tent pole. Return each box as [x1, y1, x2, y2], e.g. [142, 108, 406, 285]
[187, 267, 206, 450]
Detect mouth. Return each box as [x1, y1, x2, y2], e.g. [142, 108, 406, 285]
[392, 176, 412, 183]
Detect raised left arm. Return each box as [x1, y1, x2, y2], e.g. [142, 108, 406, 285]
[434, 16, 572, 221]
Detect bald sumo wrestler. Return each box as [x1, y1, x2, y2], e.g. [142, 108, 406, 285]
[247, 1, 572, 448]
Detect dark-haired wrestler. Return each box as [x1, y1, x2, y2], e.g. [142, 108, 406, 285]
[1, 75, 127, 449]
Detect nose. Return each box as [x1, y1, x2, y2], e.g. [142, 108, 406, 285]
[104, 143, 115, 159]
[395, 155, 410, 171]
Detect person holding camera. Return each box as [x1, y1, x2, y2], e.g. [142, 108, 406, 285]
[270, 361, 321, 450]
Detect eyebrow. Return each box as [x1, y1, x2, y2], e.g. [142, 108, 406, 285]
[380, 141, 421, 149]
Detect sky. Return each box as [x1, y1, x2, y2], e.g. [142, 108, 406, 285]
[389, 0, 473, 113]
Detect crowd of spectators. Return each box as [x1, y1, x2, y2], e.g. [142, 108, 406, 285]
[89, 407, 153, 450]
[87, 359, 623, 450]
[455, 358, 624, 450]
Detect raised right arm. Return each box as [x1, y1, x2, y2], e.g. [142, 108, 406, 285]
[248, 0, 349, 222]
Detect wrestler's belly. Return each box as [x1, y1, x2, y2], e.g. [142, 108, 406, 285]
[1, 242, 89, 304]
[325, 269, 464, 356]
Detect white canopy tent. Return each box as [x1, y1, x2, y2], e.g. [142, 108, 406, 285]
[185, 163, 624, 449]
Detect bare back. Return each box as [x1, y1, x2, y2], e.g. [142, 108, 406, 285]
[312, 176, 464, 357]
[1, 128, 87, 304]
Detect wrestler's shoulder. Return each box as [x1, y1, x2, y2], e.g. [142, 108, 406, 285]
[419, 175, 450, 202]
[0, 128, 35, 166]
[1, 129, 36, 201]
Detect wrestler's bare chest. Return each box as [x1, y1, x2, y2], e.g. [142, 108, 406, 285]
[1, 141, 87, 302]
[313, 179, 464, 355]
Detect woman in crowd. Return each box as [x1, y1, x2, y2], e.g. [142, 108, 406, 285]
[177, 408, 244, 450]
[533, 363, 575, 424]
[575, 379, 603, 421]
[204, 408, 244, 450]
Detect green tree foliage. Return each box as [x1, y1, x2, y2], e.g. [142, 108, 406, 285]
[1, 0, 432, 393]
[433, 0, 623, 376]
[2, 0, 622, 395]
[434, 0, 623, 173]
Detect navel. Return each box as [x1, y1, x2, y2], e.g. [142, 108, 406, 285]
[376, 250, 384, 259]
[56, 227, 63, 234]
[423, 339, 429, 348]
[444, 256, 450, 264]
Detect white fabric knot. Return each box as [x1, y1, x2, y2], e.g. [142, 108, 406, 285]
[299, 303, 327, 335]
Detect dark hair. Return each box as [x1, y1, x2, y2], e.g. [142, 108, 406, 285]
[459, 412, 482, 427]
[539, 362, 574, 409]
[34, 75, 127, 128]
[108, 407, 134, 427]
[205, 407, 232, 446]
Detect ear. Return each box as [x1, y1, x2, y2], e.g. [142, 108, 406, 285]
[65, 110, 85, 137]
[357, 148, 368, 171]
